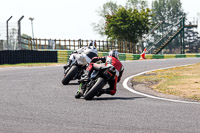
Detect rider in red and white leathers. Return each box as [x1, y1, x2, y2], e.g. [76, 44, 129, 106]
[83, 50, 124, 96]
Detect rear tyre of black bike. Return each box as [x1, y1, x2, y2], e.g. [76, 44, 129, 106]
[84, 77, 106, 100]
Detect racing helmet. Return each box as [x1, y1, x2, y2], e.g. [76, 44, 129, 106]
[109, 50, 119, 59]
[88, 41, 97, 49]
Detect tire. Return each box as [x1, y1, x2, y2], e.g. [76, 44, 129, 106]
[62, 65, 78, 85]
[84, 77, 106, 100]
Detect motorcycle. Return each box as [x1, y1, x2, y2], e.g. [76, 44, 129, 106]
[62, 54, 88, 85]
[75, 64, 116, 100]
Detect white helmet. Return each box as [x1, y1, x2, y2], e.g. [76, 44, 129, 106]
[109, 50, 119, 59]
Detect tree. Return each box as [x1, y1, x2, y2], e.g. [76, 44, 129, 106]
[93, 0, 153, 53]
[125, 0, 148, 10]
[149, 0, 186, 53]
[105, 7, 152, 43]
[92, 1, 119, 36]
[184, 28, 200, 53]
[93, 0, 152, 37]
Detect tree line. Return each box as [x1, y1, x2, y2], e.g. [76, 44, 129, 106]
[93, 0, 200, 54]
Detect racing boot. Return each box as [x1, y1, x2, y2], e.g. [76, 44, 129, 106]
[75, 83, 86, 99]
[75, 83, 84, 99]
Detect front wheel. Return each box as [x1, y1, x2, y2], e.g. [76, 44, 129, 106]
[62, 65, 78, 85]
[84, 77, 106, 100]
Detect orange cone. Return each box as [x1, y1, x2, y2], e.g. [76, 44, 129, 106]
[139, 48, 146, 60]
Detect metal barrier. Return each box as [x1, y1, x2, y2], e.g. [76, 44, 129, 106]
[0, 50, 57, 64]
[0, 50, 200, 65]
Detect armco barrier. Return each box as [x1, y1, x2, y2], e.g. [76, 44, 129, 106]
[133, 54, 141, 60]
[164, 54, 176, 59]
[57, 51, 127, 63]
[57, 51, 200, 63]
[145, 54, 153, 59]
[57, 50, 73, 63]
[119, 53, 126, 61]
[125, 53, 133, 60]
[152, 54, 164, 59]
[175, 54, 186, 58]
[1, 50, 199, 65]
[102, 52, 109, 57]
[97, 52, 109, 58]
[185, 54, 197, 58]
[0, 50, 57, 64]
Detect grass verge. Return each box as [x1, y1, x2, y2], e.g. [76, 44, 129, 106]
[132, 63, 200, 101]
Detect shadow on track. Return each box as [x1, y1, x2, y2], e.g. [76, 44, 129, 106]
[92, 96, 145, 101]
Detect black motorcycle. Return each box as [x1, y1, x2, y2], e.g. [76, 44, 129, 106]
[75, 64, 116, 100]
[62, 54, 88, 85]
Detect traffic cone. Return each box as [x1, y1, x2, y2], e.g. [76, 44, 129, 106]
[139, 48, 146, 60]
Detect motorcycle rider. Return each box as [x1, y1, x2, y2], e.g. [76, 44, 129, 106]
[77, 50, 124, 97]
[63, 41, 98, 70]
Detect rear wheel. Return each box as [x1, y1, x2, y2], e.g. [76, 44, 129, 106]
[62, 65, 78, 85]
[84, 77, 106, 100]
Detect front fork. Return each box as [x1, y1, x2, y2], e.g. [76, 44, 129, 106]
[64, 67, 70, 76]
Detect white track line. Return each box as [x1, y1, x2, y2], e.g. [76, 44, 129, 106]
[123, 64, 200, 104]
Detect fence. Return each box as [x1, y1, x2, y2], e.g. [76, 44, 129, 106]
[21, 37, 138, 54]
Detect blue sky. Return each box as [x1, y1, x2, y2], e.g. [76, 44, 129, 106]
[0, 0, 199, 40]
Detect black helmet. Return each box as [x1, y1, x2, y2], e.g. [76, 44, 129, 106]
[88, 41, 96, 49]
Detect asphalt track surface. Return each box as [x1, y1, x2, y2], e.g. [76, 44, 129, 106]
[0, 58, 200, 133]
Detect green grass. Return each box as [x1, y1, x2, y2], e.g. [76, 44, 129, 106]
[132, 63, 200, 101]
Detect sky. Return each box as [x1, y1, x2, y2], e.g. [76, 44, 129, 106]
[0, 0, 200, 40]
